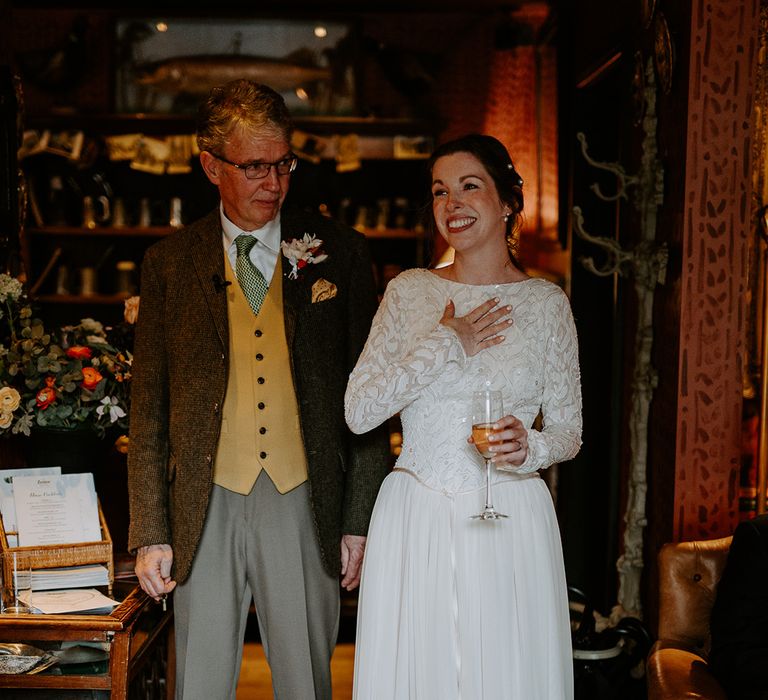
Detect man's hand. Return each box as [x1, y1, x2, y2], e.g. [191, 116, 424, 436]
[135, 544, 176, 601]
[340, 534, 366, 591]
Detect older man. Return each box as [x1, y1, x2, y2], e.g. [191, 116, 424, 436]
[127, 80, 389, 700]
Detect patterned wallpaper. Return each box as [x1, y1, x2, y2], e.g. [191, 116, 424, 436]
[675, 0, 760, 540]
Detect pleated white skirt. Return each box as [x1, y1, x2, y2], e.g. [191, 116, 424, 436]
[353, 469, 574, 700]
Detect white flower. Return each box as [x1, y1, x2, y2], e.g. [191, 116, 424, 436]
[96, 396, 127, 423]
[80, 318, 104, 334]
[280, 234, 329, 280]
[0, 274, 23, 303]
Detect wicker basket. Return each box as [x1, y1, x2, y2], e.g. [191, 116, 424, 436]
[0, 502, 114, 592]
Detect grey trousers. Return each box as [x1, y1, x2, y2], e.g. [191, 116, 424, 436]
[173, 474, 340, 700]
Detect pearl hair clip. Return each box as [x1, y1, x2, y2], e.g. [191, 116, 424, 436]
[507, 163, 524, 188]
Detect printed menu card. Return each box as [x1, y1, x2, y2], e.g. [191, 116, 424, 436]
[0, 467, 61, 547]
[12, 473, 101, 547]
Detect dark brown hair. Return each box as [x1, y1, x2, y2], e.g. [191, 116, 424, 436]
[425, 133, 524, 264]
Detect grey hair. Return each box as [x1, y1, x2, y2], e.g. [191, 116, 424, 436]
[196, 79, 294, 154]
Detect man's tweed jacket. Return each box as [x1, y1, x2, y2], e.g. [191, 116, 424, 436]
[127, 206, 390, 583]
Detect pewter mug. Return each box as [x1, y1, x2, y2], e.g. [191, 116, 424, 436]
[82, 195, 111, 229]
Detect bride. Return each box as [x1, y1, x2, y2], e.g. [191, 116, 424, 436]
[345, 134, 582, 699]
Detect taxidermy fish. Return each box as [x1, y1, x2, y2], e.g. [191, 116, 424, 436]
[133, 50, 332, 97]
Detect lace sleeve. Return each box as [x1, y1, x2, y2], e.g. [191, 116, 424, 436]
[509, 288, 583, 474]
[345, 276, 466, 434]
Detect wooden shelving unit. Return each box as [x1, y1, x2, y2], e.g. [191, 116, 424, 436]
[20, 112, 434, 324]
[26, 226, 176, 238]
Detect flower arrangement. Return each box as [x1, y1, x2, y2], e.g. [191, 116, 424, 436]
[0, 274, 133, 438]
[281, 234, 328, 280]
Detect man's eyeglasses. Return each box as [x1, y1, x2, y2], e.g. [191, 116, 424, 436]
[209, 152, 298, 179]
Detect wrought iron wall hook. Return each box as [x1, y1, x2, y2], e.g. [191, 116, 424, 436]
[576, 131, 639, 202]
[572, 205, 633, 277]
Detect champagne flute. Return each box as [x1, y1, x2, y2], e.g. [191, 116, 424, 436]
[1, 552, 32, 614]
[470, 389, 508, 520]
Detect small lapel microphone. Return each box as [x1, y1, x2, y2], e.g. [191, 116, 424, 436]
[212, 274, 232, 292]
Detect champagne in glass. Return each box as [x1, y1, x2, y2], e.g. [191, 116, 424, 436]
[471, 423, 496, 458]
[470, 390, 508, 520]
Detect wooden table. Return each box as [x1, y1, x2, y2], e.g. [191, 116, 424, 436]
[0, 580, 173, 699]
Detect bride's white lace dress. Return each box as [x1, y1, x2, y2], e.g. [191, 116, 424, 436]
[345, 269, 582, 700]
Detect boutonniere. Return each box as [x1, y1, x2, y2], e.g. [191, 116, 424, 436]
[281, 233, 329, 280]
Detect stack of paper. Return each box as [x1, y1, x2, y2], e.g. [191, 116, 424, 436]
[0, 467, 109, 594]
[31, 564, 110, 591]
[18, 588, 118, 615]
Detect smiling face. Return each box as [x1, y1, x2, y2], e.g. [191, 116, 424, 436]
[200, 125, 292, 232]
[430, 152, 511, 257]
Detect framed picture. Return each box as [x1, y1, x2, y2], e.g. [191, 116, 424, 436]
[115, 17, 357, 116]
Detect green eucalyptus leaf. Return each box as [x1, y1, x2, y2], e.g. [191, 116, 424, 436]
[24, 377, 39, 390]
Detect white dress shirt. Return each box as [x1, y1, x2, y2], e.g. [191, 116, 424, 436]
[219, 202, 281, 285]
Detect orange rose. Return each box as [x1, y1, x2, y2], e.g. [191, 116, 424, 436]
[114, 434, 130, 454]
[66, 346, 92, 359]
[36, 386, 56, 409]
[81, 367, 103, 390]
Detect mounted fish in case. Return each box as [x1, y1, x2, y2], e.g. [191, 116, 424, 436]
[116, 17, 356, 115]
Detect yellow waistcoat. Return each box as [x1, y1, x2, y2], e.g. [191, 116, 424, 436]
[212, 256, 308, 494]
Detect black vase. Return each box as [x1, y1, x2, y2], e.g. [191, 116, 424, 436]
[24, 426, 107, 473]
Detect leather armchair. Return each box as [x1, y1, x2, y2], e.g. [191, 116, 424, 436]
[646, 536, 732, 700]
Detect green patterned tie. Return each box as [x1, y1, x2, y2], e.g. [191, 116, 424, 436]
[234, 235, 269, 315]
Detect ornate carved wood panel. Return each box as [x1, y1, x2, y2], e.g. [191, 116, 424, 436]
[675, 0, 760, 540]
